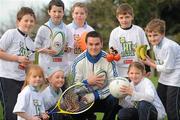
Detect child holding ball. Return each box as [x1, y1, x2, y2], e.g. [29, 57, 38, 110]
[117, 62, 166, 120]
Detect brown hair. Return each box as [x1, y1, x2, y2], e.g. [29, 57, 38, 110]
[145, 18, 166, 34]
[128, 62, 145, 74]
[85, 31, 103, 43]
[71, 2, 88, 14]
[22, 64, 45, 90]
[48, 0, 64, 11]
[17, 7, 36, 21]
[116, 3, 134, 17]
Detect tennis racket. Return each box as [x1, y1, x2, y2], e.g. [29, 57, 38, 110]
[43, 24, 65, 56]
[48, 83, 94, 115]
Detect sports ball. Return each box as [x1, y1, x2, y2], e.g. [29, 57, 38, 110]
[93, 69, 107, 90]
[109, 77, 130, 98]
[51, 28, 65, 55]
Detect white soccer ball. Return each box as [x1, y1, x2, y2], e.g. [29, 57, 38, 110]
[109, 77, 130, 98]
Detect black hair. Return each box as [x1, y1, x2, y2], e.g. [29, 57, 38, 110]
[48, 0, 64, 11]
[85, 31, 103, 43]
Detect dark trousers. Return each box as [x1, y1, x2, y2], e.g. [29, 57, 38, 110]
[157, 83, 180, 120]
[118, 101, 157, 120]
[72, 95, 119, 120]
[0, 77, 24, 120]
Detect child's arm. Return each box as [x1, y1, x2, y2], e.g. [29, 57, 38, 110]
[37, 48, 58, 56]
[141, 55, 156, 69]
[16, 112, 42, 120]
[0, 49, 30, 63]
[120, 82, 154, 102]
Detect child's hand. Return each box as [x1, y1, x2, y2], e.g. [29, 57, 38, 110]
[41, 113, 49, 120]
[120, 85, 133, 96]
[30, 116, 42, 120]
[17, 56, 31, 70]
[47, 49, 58, 55]
[17, 56, 30, 63]
[38, 48, 57, 55]
[141, 56, 155, 68]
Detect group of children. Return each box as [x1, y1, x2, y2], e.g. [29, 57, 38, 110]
[0, 0, 179, 120]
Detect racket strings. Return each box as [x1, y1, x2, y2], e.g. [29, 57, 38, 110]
[60, 86, 92, 113]
[63, 92, 80, 112]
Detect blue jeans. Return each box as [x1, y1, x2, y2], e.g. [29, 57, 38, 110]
[118, 100, 157, 120]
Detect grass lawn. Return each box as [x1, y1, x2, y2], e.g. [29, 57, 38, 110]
[0, 76, 161, 120]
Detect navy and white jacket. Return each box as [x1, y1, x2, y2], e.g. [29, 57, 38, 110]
[72, 50, 118, 100]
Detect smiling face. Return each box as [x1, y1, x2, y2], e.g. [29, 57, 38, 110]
[49, 71, 65, 90]
[29, 71, 44, 87]
[145, 19, 166, 46]
[146, 31, 164, 46]
[117, 13, 133, 29]
[48, 5, 64, 25]
[17, 14, 35, 34]
[86, 37, 103, 57]
[128, 66, 144, 85]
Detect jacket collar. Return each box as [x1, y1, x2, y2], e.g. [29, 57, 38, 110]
[86, 50, 102, 63]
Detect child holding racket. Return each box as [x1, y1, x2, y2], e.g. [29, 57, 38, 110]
[13, 65, 49, 120]
[67, 2, 94, 66]
[71, 31, 119, 120]
[0, 7, 36, 120]
[35, 0, 73, 76]
[109, 3, 150, 78]
[41, 66, 65, 120]
[143, 18, 180, 120]
[117, 62, 166, 120]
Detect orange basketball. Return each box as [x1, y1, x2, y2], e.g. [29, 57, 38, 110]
[78, 32, 87, 51]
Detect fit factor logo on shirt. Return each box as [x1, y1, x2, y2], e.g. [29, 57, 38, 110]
[119, 37, 135, 57]
[19, 41, 29, 56]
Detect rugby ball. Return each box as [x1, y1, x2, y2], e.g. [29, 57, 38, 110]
[51, 28, 65, 55]
[109, 77, 130, 98]
[93, 69, 107, 90]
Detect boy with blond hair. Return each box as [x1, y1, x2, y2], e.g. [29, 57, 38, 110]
[144, 18, 180, 120]
[67, 2, 94, 66]
[109, 3, 150, 77]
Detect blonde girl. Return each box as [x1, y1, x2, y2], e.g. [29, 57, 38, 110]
[42, 66, 65, 120]
[13, 65, 49, 120]
[118, 62, 166, 120]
